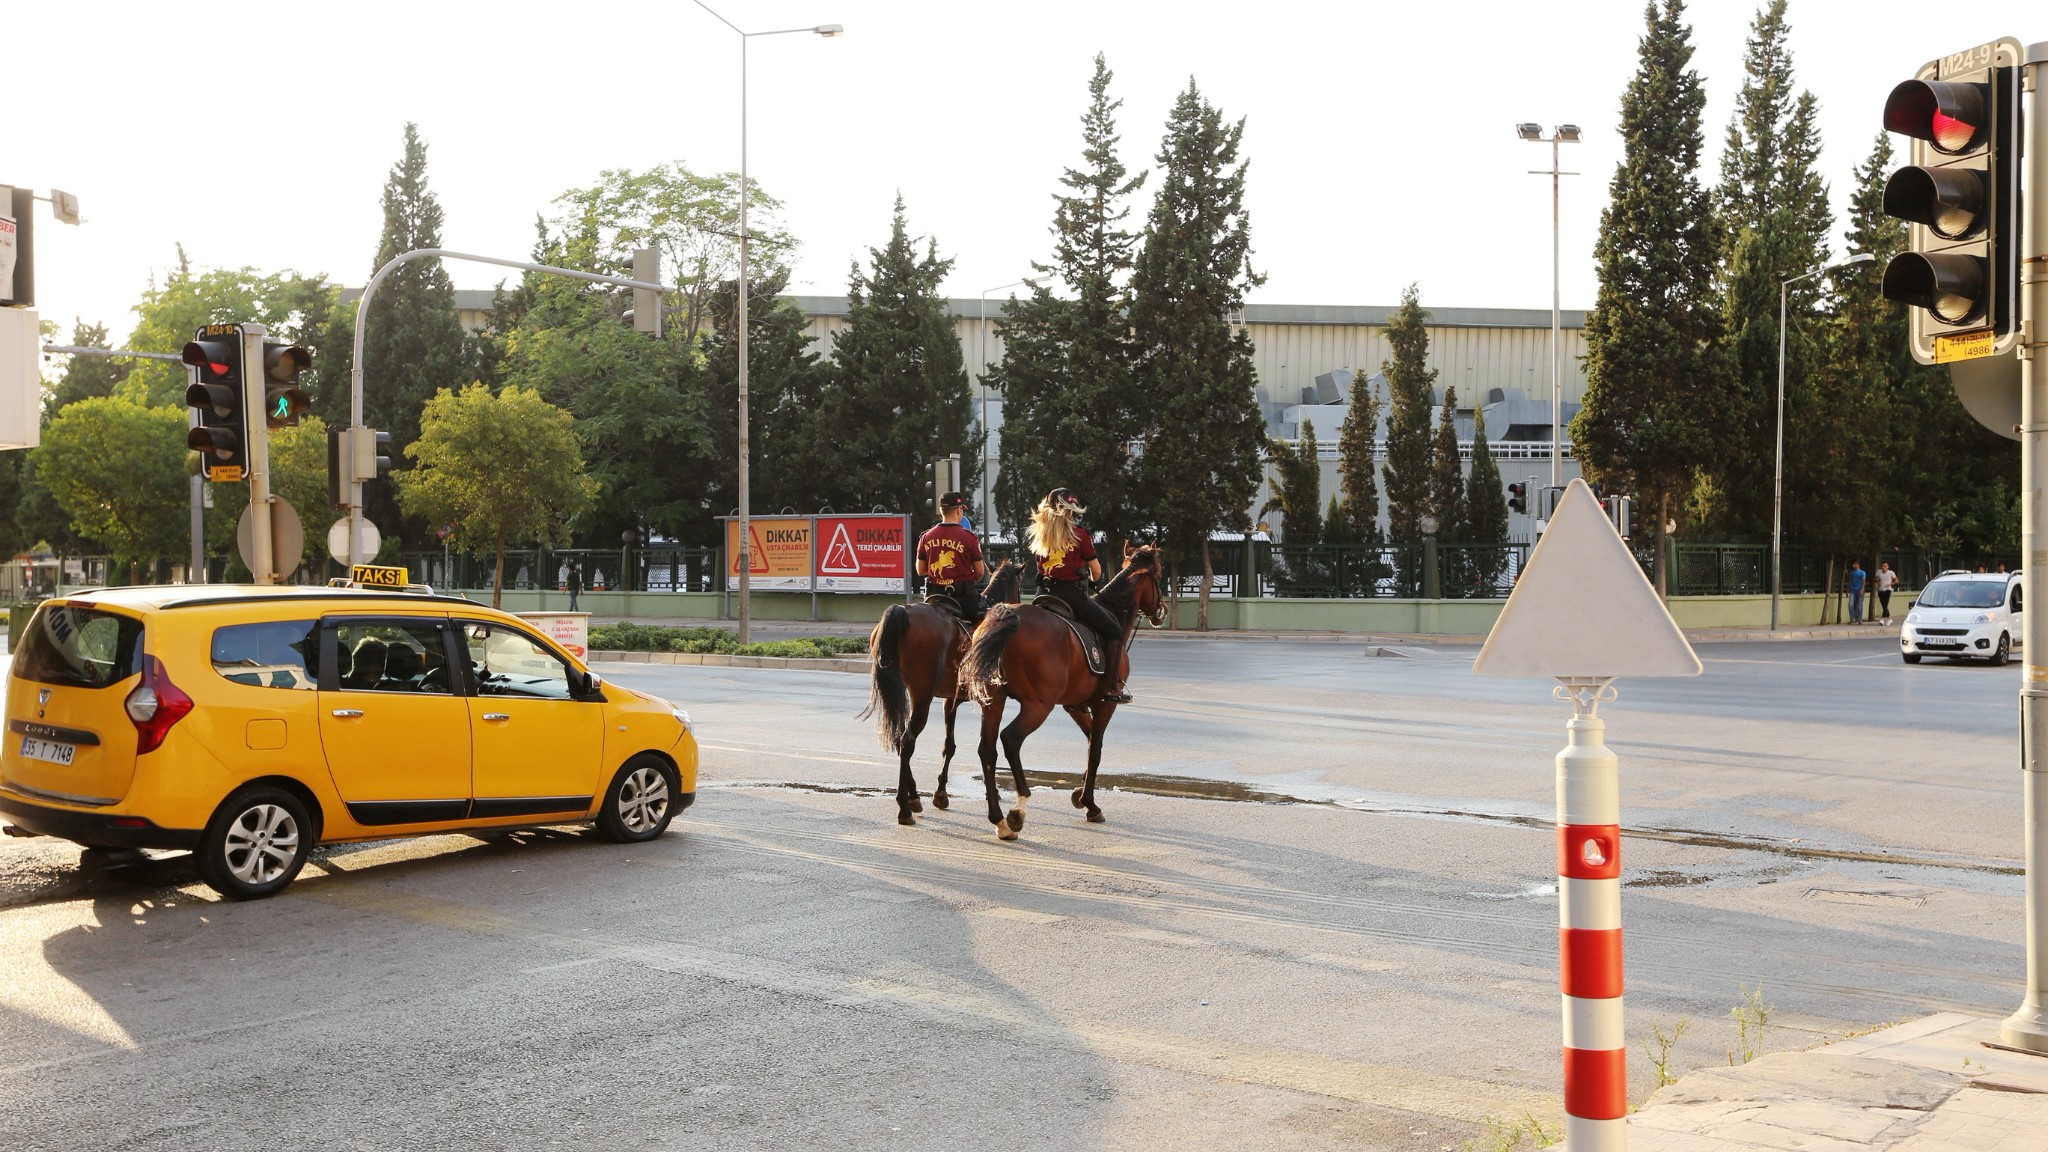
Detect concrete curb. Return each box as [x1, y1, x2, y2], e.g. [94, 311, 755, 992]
[587, 649, 867, 674]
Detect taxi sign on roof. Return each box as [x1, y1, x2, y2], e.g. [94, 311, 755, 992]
[350, 564, 410, 588]
[1474, 479, 1700, 679]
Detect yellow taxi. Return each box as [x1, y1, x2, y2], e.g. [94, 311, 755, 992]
[0, 581, 697, 899]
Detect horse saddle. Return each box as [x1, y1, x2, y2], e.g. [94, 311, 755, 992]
[1031, 595, 1107, 675]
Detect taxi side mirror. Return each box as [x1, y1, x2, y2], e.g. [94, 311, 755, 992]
[575, 670, 602, 700]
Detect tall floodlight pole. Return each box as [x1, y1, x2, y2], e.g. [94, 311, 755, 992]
[694, 2, 842, 644]
[1518, 123, 1579, 489]
[1772, 254, 1874, 631]
[979, 280, 1025, 535]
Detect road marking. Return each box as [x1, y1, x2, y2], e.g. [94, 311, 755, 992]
[293, 881, 1554, 1124]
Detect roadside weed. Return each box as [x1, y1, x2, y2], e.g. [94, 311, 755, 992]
[1463, 1113, 1559, 1152]
[1727, 982, 1773, 1065]
[1642, 1015, 1691, 1090]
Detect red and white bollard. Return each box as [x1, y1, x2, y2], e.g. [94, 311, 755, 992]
[1556, 677, 1625, 1151]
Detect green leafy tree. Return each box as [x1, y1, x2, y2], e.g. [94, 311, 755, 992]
[1572, 0, 1728, 596]
[990, 54, 1148, 543]
[1131, 80, 1267, 629]
[119, 248, 348, 411]
[1380, 286, 1437, 591]
[1711, 0, 1833, 534]
[46, 321, 125, 414]
[396, 383, 598, 608]
[1466, 404, 1510, 592]
[491, 209, 718, 548]
[815, 196, 979, 518]
[549, 162, 792, 343]
[36, 398, 189, 579]
[362, 123, 474, 549]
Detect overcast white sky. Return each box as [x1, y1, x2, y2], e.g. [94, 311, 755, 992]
[11, 1, 2041, 347]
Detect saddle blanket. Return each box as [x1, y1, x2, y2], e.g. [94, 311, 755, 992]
[1031, 595, 1107, 675]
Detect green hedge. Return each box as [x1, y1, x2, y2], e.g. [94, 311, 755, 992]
[587, 622, 867, 660]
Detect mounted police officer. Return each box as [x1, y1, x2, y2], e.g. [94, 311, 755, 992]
[1027, 488, 1131, 704]
[916, 492, 987, 625]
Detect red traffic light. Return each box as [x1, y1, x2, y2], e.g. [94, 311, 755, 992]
[182, 338, 238, 379]
[1883, 79, 1986, 154]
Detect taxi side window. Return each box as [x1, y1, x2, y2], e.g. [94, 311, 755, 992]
[463, 623, 573, 700]
[331, 621, 453, 694]
[211, 621, 319, 691]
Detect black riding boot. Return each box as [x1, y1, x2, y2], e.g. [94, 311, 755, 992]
[1100, 635, 1132, 704]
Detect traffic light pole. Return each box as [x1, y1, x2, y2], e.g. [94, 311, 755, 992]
[346, 249, 672, 570]
[239, 323, 276, 584]
[2002, 40, 2048, 1055]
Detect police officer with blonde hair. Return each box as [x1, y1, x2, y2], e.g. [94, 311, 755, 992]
[1028, 488, 1130, 703]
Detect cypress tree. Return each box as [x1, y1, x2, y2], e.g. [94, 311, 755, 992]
[1380, 286, 1436, 592]
[1258, 416, 1322, 545]
[991, 55, 1147, 543]
[1466, 403, 1510, 592]
[1130, 79, 1266, 630]
[1712, 1, 1833, 535]
[1428, 385, 1466, 593]
[1336, 369, 1387, 593]
[363, 123, 473, 549]
[819, 195, 978, 520]
[1572, 0, 1727, 597]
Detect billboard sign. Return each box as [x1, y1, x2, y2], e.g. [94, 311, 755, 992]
[815, 516, 908, 593]
[724, 516, 813, 591]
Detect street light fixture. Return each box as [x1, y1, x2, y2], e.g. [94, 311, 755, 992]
[692, 1, 842, 644]
[1771, 251, 1878, 631]
[1518, 122, 1581, 488]
[979, 280, 1026, 535]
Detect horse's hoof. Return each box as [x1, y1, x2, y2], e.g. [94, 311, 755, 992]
[1006, 809, 1025, 832]
[911, 796, 924, 813]
[1071, 789, 1086, 809]
[897, 812, 917, 826]
[997, 824, 1019, 842]
[932, 791, 950, 810]
[1086, 808, 1105, 824]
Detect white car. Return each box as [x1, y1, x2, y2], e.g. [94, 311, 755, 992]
[1901, 571, 2023, 665]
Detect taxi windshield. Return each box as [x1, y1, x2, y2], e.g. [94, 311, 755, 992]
[1918, 579, 2007, 609]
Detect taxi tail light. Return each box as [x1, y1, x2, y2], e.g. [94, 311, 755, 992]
[124, 655, 194, 754]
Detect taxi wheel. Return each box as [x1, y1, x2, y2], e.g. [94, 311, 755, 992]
[198, 787, 313, 900]
[1992, 635, 2011, 667]
[597, 756, 679, 843]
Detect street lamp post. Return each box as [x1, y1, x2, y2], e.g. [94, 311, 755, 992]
[693, 2, 842, 644]
[1518, 122, 1580, 488]
[1771, 252, 1876, 631]
[979, 280, 1026, 536]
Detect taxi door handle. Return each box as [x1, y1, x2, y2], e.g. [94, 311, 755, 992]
[331, 709, 364, 719]
[482, 713, 510, 722]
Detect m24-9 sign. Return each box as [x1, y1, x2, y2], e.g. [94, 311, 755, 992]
[719, 514, 910, 593]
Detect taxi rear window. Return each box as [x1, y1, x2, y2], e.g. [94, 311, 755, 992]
[13, 604, 145, 689]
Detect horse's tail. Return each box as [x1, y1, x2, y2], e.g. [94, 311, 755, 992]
[860, 605, 912, 752]
[959, 604, 1021, 705]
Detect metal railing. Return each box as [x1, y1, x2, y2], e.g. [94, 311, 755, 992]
[395, 547, 721, 593]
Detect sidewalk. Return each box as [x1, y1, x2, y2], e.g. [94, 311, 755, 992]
[1629, 1013, 2048, 1151]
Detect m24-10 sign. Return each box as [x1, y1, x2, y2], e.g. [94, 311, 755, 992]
[720, 515, 912, 594]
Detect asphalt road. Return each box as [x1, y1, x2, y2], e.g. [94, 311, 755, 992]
[0, 633, 2027, 1150]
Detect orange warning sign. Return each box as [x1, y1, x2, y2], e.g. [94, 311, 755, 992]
[725, 517, 811, 590]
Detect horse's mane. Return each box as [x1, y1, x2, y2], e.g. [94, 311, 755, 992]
[1096, 545, 1161, 608]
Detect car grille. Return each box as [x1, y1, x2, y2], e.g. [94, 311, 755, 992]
[1916, 628, 1968, 636]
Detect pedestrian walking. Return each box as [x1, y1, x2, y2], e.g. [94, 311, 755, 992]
[1875, 562, 1898, 625]
[1847, 560, 1867, 625]
[566, 561, 583, 612]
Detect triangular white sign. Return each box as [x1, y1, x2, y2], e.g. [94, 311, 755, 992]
[819, 522, 861, 574]
[1474, 479, 1701, 679]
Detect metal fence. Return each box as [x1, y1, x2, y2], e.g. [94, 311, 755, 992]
[396, 547, 721, 593]
[1647, 544, 2023, 597]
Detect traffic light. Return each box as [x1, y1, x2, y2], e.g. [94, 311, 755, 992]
[1880, 38, 2022, 363]
[927, 454, 961, 518]
[1600, 495, 1632, 538]
[1507, 483, 1527, 515]
[184, 325, 248, 482]
[327, 425, 394, 509]
[261, 342, 311, 428]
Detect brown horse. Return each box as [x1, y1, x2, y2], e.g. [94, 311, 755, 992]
[958, 543, 1166, 840]
[862, 561, 1021, 825]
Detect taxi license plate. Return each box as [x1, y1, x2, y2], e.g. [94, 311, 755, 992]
[20, 736, 77, 766]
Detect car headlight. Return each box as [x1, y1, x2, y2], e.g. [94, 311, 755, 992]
[672, 708, 692, 731]
[1975, 613, 1994, 625]
[1906, 613, 1920, 625]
